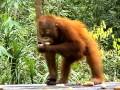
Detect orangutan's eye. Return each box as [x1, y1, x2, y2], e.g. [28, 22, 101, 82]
[46, 29, 50, 34]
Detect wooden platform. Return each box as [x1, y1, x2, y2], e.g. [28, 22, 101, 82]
[0, 82, 120, 90]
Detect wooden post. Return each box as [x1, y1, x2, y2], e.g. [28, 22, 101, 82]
[35, 0, 43, 43]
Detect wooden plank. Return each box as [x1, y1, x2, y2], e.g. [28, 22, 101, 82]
[0, 82, 120, 90]
[114, 86, 120, 90]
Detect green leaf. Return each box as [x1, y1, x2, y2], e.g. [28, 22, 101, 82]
[0, 46, 12, 58]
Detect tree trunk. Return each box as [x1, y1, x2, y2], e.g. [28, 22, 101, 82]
[35, 0, 43, 43]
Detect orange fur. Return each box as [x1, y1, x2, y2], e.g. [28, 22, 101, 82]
[37, 15, 104, 85]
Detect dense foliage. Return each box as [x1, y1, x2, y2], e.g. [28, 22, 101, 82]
[0, 0, 120, 84]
